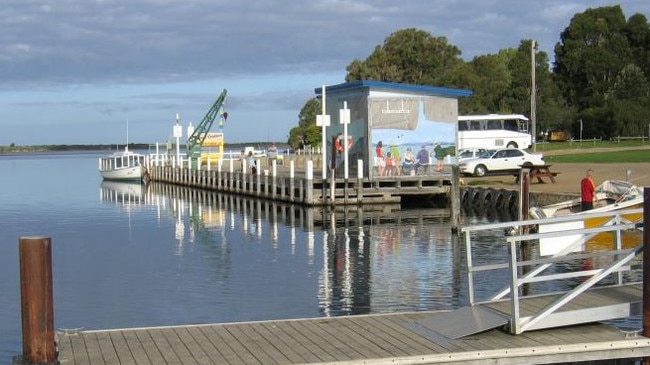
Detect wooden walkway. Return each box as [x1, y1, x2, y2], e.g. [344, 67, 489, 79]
[58, 295, 650, 365]
[146, 164, 453, 206]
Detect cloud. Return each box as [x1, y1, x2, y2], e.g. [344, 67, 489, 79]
[0, 0, 648, 144]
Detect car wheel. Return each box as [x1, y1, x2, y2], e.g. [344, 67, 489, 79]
[522, 162, 533, 168]
[474, 165, 487, 177]
[506, 142, 518, 148]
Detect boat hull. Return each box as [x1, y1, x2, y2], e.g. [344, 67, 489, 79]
[100, 165, 145, 181]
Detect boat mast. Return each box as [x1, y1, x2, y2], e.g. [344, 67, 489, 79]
[125, 117, 129, 152]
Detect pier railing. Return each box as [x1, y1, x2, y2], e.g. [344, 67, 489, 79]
[462, 208, 644, 334]
[142, 152, 455, 207]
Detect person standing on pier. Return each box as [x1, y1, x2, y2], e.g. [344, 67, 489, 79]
[247, 151, 257, 175]
[581, 168, 596, 211]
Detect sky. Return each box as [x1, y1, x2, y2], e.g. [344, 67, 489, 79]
[1, 1, 649, 146]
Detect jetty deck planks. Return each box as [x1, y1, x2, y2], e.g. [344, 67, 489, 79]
[57, 311, 650, 365]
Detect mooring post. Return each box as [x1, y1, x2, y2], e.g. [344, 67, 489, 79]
[356, 159, 363, 205]
[271, 159, 277, 199]
[17, 236, 56, 365]
[256, 158, 261, 197]
[517, 168, 531, 235]
[217, 159, 222, 191]
[450, 165, 461, 234]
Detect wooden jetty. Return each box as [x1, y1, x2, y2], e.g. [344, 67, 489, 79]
[56, 308, 650, 365]
[145, 156, 454, 207]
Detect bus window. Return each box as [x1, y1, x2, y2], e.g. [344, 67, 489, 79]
[503, 119, 518, 131]
[486, 120, 501, 130]
[470, 121, 481, 130]
[458, 121, 468, 131]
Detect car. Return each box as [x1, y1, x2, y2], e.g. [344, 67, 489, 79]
[458, 148, 545, 177]
[457, 148, 491, 161]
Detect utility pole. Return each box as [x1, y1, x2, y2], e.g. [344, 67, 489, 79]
[531, 40, 537, 152]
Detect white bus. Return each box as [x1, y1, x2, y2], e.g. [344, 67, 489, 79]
[456, 114, 532, 150]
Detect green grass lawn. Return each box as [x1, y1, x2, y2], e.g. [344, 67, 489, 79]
[534, 139, 650, 152]
[544, 150, 650, 163]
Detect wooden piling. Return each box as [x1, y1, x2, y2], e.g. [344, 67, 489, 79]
[450, 165, 460, 233]
[18, 236, 56, 365]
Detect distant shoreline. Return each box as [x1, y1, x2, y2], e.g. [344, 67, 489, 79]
[0, 142, 286, 154]
[0, 144, 143, 154]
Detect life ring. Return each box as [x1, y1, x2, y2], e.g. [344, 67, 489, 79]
[335, 135, 353, 152]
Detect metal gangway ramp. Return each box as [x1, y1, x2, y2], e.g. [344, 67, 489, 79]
[411, 208, 644, 341]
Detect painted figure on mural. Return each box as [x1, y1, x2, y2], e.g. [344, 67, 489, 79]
[375, 140, 385, 176]
[433, 142, 444, 172]
[403, 147, 415, 176]
[415, 145, 429, 174]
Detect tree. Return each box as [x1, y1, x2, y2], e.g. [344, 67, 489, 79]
[461, 50, 513, 113]
[454, 40, 572, 134]
[553, 5, 650, 137]
[287, 97, 322, 149]
[623, 13, 650, 77]
[345, 28, 463, 85]
[506, 40, 573, 134]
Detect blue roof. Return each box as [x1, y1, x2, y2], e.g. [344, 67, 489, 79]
[314, 80, 472, 98]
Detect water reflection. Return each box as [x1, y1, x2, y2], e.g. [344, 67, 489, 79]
[99, 181, 642, 333]
[99, 181, 469, 316]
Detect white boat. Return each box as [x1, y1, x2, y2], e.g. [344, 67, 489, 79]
[98, 147, 147, 182]
[529, 180, 643, 218]
[529, 180, 643, 255]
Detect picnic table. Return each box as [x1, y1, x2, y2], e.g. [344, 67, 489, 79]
[515, 165, 559, 183]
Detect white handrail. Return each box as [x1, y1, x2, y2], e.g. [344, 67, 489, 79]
[462, 208, 644, 334]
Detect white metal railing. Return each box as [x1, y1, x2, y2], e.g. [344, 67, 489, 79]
[461, 208, 644, 334]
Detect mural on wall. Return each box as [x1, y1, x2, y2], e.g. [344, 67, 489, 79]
[326, 96, 368, 176]
[369, 97, 457, 176]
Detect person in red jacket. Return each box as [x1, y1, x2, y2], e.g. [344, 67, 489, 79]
[580, 168, 596, 211]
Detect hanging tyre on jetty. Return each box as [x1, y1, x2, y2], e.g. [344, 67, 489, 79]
[460, 187, 519, 213]
[461, 187, 474, 206]
[494, 189, 517, 211]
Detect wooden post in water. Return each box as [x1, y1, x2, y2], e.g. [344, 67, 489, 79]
[271, 160, 277, 199]
[518, 168, 531, 234]
[356, 159, 363, 205]
[18, 236, 56, 365]
[256, 158, 261, 197]
[450, 165, 461, 234]
[217, 160, 222, 191]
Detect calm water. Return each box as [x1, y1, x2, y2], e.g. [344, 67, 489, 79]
[0, 151, 585, 363]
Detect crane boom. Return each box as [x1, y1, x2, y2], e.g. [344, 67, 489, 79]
[186, 88, 228, 158]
